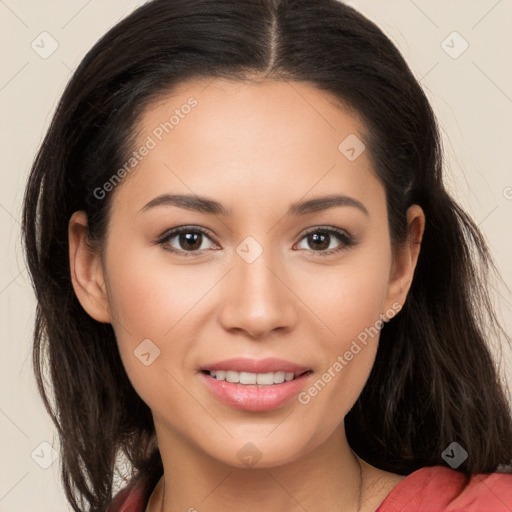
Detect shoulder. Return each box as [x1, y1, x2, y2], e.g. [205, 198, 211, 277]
[377, 465, 512, 512]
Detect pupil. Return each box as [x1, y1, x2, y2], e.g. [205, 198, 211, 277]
[180, 232, 201, 250]
[310, 232, 329, 250]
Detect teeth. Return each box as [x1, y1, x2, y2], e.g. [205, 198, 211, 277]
[207, 370, 300, 385]
[273, 371, 285, 384]
[240, 372, 257, 384]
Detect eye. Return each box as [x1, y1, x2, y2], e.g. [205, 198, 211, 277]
[157, 226, 218, 256]
[295, 227, 355, 256]
[156, 225, 356, 257]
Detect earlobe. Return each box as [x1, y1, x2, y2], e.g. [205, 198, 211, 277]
[68, 211, 111, 323]
[384, 204, 425, 312]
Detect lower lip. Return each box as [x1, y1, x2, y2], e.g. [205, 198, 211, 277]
[200, 371, 313, 411]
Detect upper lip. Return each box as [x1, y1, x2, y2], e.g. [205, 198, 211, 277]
[200, 358, 311, 374]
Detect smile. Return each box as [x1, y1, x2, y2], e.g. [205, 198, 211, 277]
[204, 370, 310, 385]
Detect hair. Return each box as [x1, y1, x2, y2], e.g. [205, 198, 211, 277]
[22, 0, 512, 510]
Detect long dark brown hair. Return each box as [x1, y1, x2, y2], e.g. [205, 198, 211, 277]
[22, 0, 512, 510]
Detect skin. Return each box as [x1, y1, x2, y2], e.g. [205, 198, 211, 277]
[69, 77, 425, 512]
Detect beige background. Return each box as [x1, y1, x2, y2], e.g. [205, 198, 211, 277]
[1, 1, 511, 510]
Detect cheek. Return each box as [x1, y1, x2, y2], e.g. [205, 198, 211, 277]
[102, 242, 227, 407]
[295, 275, 382, 436]
[293, 250, 391, 421]
[104, 244, 217, 339]
[101, 244, 186, 387]
[297, 253, 391, 343]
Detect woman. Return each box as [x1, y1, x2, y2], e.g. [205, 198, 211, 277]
[22, 0, 512, 511]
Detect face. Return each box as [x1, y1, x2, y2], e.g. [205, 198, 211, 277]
[70, 77, 423, 469]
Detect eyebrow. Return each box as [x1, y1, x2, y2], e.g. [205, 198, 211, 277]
[139, 193, 369, 217]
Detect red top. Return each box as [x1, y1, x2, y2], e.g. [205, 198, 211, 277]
[108, 466, 512, 512]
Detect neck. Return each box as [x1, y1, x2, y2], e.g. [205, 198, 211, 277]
[150, 423, 367, 512]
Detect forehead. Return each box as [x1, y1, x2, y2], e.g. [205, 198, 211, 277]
[111, 77, 384, 218]
[139, 77, 367, 158]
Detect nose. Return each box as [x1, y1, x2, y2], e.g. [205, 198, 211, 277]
[218, 249, 297, 339]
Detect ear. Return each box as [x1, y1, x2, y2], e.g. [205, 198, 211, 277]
[68, 211, 111, 323]
[383, 204, 425, 317]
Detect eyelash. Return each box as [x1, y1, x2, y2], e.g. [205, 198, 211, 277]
[156, 225, 357, 258]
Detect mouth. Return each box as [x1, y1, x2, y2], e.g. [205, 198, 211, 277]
[199, 358, 314, 410]
[200, 367, 314, 411]
[201, 369, 313, 386]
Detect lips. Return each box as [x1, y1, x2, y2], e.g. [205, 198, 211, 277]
[199, 357, 314, 411]
[200, 357, 311, 375]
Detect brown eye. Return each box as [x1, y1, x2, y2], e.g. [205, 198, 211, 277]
[158, 226, 217, 254]
[175, 232, 203, 251]
[295, 227, 354, 256]
[305, 232, 331, 251]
